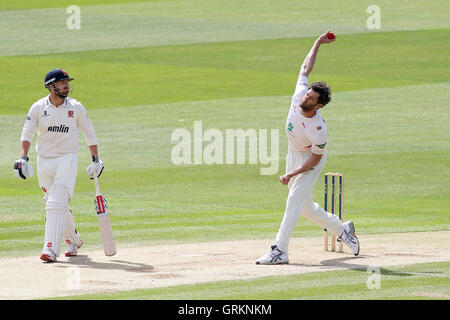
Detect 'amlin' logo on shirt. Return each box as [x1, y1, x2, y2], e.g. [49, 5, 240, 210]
[48, 125, 70, 133]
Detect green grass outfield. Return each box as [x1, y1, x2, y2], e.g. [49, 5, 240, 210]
[0, 0, 449, 300]
[54, 261, 450, 300]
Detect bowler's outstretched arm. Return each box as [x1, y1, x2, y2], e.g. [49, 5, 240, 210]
[300, 30, 336, 77]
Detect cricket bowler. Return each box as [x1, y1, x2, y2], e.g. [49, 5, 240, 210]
[14, 69, 104, 262]
[255, 31, 360, 265]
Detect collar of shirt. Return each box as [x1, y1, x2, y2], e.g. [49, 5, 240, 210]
[45, 94, 68, 108]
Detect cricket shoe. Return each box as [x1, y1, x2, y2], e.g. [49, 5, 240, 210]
[255, 245, 289, 265]
[40, 248, 57, 263]
[337, 221, 360, 256]
[65, 239, 83, 257]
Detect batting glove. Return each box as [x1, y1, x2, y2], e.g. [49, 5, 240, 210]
[86, 155, 104, 179]
[13, 155, 33, 180]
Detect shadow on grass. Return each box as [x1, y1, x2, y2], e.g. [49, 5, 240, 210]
[317, 255, 419, 277]
[55, 255, 154, 273]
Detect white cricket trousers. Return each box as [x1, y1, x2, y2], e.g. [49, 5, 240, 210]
[37, 153, 78, 198]
[37, 153, 78, 256]
[275, 149, 344, 254]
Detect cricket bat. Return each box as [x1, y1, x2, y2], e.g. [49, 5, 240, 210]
[93, 175, 117, 256]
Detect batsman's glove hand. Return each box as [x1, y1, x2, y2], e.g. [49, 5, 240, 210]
[86, 155, 104, 179]
[13, 155, 33, 180]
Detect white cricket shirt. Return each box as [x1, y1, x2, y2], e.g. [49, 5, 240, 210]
[285, 75, 328, 155]
[21, 95, 97, 157]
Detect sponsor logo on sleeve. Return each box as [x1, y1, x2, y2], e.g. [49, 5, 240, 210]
[287, 123, 294, 132]
[316, 142, 327, 149]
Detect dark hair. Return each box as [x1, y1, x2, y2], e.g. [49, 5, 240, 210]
[310, 81, 331, 106]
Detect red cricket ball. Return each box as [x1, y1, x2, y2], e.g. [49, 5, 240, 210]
[327, 32, 336, 40]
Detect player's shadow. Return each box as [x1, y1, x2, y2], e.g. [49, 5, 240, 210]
[56, 255, 154, 273]
[317, 255, 413, 277]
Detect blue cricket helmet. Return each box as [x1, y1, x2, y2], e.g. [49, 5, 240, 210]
[44, 68, 74, 88]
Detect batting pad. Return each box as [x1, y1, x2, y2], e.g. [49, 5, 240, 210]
[63, 209, 82, 247]
[44, 184, 69, 257]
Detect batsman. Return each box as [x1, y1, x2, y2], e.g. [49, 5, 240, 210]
[14, 69, 104, 262]
[255, 31, 360, 265]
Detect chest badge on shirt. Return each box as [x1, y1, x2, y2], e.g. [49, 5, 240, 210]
[68, 110, 74, 118]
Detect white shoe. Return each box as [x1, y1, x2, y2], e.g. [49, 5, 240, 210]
[40, 248, 57, 263]
[338, 221, 360, 256]
[65, 239, 83, 257]
[255, 245, 289, 265]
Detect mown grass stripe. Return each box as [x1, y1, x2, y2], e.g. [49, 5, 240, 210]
[50, 261, 450, 300]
